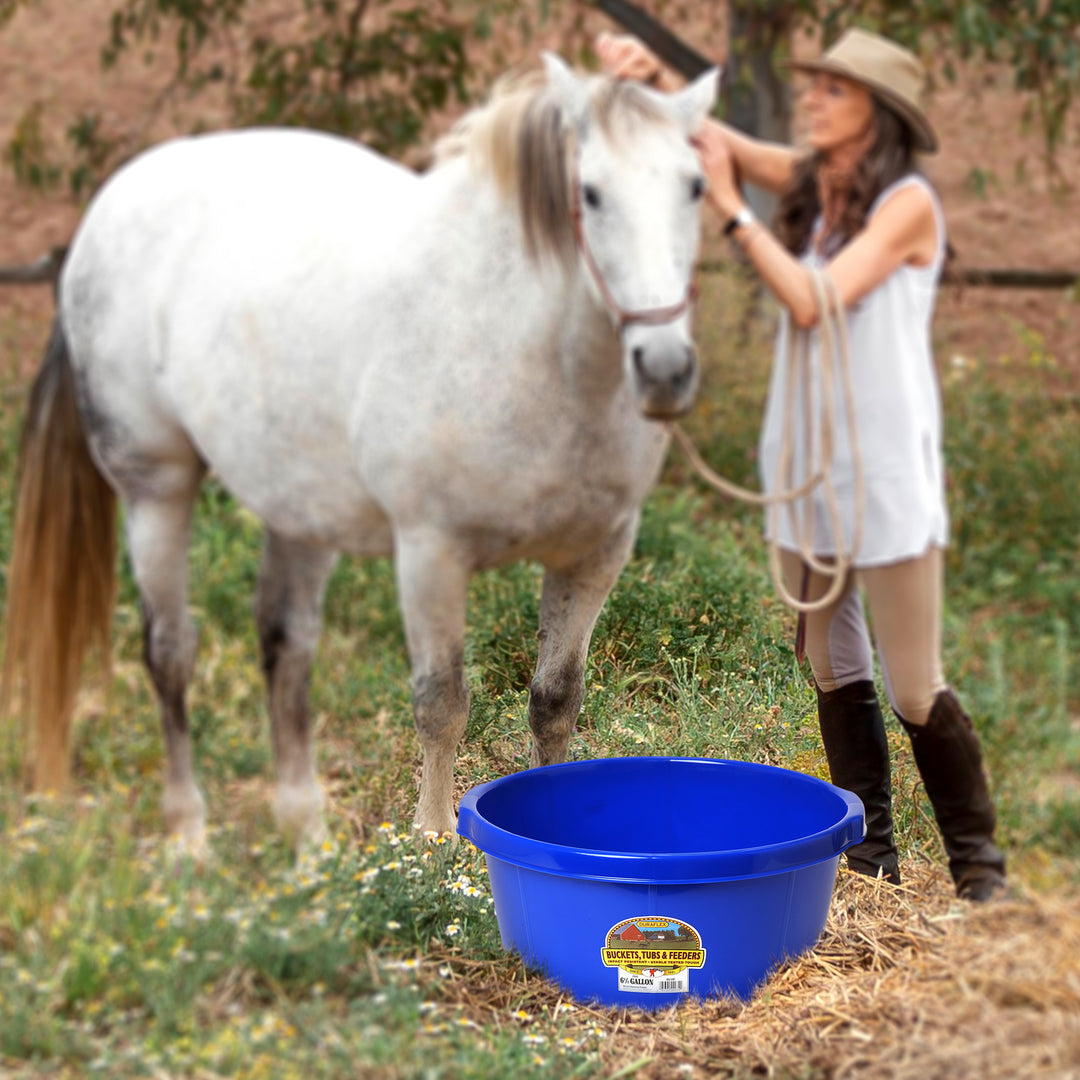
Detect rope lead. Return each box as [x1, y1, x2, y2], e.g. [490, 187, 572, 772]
[670, 268, 865, 615]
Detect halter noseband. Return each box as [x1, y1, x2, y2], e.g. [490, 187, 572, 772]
[570, 173, 699, 334]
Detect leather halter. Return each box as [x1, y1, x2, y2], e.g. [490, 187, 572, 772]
[570, 174, 698, 334]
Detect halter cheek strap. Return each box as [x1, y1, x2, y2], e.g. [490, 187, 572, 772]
[571, 176, 698, 333]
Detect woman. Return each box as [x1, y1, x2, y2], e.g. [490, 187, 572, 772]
[599, 27, 1007, 901]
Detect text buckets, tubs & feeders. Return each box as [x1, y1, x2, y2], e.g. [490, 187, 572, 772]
[457, 756, 864, 1009]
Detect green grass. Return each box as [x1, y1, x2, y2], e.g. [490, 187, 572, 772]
[1, 272, 1079, 1076]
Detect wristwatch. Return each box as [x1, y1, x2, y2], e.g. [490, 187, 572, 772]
[723, 206, 756, 236]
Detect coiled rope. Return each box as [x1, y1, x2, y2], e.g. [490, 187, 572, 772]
[668, 269, 864, 614]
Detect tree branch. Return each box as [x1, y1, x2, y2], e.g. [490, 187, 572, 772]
[589, 0, 717, 82]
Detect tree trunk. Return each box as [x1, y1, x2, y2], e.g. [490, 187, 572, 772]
[726, 1, 795, 224]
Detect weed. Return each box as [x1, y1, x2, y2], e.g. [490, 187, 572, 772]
[0, 276, 1077, 1076]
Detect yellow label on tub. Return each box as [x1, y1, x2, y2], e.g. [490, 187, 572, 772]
[601, 917, 706, 994]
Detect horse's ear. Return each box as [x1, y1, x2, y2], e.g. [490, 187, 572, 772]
[667, 67, 722, 136]
[542, 51, 590, 131]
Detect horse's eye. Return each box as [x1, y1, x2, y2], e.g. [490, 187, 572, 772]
[582, 184, 602, 210]
[690, 176, 706, 201]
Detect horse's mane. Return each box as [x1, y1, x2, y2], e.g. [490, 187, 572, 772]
[433, 67, 670, 267]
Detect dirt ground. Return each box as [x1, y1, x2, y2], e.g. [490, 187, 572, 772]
[0, 0, 1077, 382]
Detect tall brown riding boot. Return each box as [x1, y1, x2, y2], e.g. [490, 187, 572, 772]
[899, 688, 1008, 901]
[817, 679, 901, 885]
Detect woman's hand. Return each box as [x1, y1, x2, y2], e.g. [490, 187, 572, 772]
[693, 123, 744, 220]
[596, 32, 681, 90]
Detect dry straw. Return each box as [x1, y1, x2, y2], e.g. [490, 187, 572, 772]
[430, 860, 1080, 1079]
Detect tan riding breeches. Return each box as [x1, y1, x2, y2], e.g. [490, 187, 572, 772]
[779, 546, 947, 726]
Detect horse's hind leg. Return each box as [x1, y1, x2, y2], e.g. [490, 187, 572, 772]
[124, 471, 207, 854]
[254, 531, 338, 852]
[529, 518, 639, 767]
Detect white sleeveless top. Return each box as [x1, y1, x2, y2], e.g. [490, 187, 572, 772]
[759, 174, 948, 567]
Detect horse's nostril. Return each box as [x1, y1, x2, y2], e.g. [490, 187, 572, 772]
[675, 347, 697, 388]
[632, 346, 645, 373]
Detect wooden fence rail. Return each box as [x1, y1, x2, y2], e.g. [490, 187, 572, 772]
[696, 259, 1079, 290]
[0, 247, 1076, 292]
[0, 246, 67, 289]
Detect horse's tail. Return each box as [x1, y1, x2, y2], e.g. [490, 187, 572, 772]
[0, 318, 117, 791]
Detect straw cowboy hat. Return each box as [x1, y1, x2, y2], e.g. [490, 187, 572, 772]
[787, 28, 938, 153]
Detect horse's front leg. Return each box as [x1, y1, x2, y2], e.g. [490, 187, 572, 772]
[529, 516, 639, 767]
[394, 530, 470, 836]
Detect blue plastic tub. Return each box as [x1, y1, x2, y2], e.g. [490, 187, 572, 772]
[457, 756, 864, 1009]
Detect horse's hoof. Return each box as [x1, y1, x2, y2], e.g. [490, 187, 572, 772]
[414, 821, 459, 847]
[163, 821, 212, 873]
[163, 784, 208, 865]
[274, 781, 327, 854]
[412, 801, 458, 843]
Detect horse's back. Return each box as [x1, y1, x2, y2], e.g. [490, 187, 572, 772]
[65, 127, 415, 352]
[80, 126, 412, 223]
[61, 129, 415, 548]
[67, 128, 412, 286]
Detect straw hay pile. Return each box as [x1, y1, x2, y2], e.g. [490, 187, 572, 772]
[444, 861, 1080, 1079]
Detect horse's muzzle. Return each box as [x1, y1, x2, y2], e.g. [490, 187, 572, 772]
[629, 339, 700, 420]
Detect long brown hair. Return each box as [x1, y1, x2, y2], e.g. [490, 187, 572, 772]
[0, 320, 117, 792]
[774, 101, 920, 257]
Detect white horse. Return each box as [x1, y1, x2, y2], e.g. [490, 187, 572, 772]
[1, 54, 719, 854]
